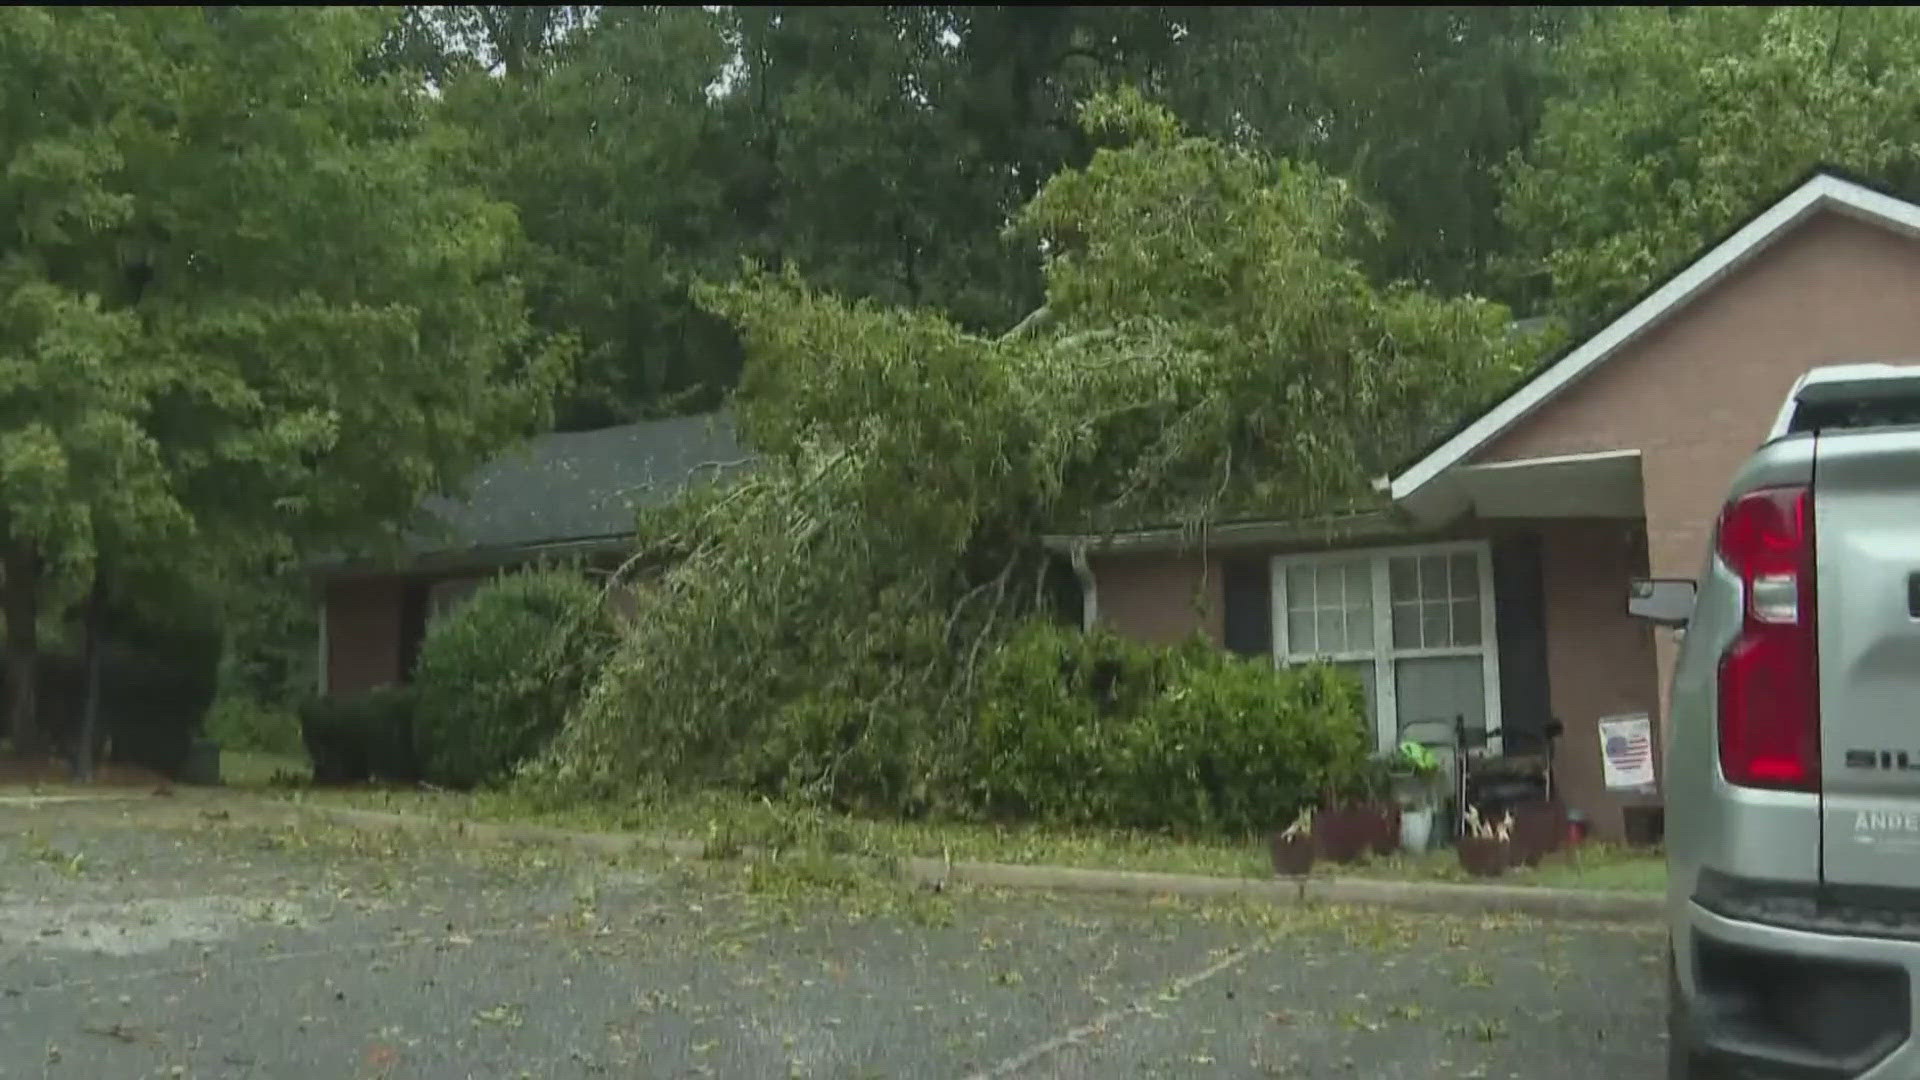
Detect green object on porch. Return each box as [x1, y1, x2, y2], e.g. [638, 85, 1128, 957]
[1394, 741, 1440, 777]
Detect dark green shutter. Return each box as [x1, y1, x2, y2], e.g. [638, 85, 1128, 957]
[1491, 533, 1553, 754]
[1221, 556, 1272, 659]
[397, 580, 430, 683]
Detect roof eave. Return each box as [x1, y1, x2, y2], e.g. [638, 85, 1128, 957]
[311, 532, 636, 581]
[1041, 510, 1411, 556]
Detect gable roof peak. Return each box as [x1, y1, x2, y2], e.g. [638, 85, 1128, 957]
[1384, 170, 1920, 502]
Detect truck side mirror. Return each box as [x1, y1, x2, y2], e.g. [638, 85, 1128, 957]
[1628, 577, 1696, 628]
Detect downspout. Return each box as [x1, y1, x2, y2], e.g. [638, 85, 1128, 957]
[1068, 541, 1097, 632]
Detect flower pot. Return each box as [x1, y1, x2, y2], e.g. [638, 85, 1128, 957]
[1456, 836, 1512, 877]
[1389, 772, 1433, 807]
[1368, 803, 1401, 857]
[1399, 806, 1434, 854]
[1269, 832, 1316, 876]
[1313, 806, 1375, 864]
[1509, 800, 1566, 867]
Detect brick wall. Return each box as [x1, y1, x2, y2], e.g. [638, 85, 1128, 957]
[1087, 551, 1225, 644]
[1532, 520, 1664, 839]
[323, 577, 404, 695]
[322, 563, 646, 695]
[1479, 209, 1920, 749]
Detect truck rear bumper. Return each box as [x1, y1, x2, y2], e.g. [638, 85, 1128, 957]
[1678, 903, 1914, 1078]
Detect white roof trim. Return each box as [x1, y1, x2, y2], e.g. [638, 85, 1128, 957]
[1454, 447, 1641, 475]
[1039, 510, 1406, 554]
[1384, 173, 1920, 503]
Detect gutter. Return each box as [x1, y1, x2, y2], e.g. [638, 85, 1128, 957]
[310, 532, 637, 581]
[1040, 510, 1410, 556]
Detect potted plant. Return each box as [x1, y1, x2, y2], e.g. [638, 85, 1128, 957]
[1508, 799, 1567, 867]
[1359, 756, 1402, 857]
[1456, 807, 1515, 877]
[1465, 754, 1563, 866]
[1269, 808, 1316, 876]
[1314, 759, 1399, 863]
[1388, 741, 1442, 854]
[1312, 793, 1371, 864]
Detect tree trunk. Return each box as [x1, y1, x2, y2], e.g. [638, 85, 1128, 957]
[2, 540, 40, 759]
[75, 576, 105, 783]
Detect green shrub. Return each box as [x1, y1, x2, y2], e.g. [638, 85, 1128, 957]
[299, 687, 418, 784]
[204, 694, 304, 757]
[411, 568, 617, 789]
[969, 622, 1370, 835]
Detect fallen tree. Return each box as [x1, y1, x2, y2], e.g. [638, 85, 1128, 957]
[525, 90, 1540, 822]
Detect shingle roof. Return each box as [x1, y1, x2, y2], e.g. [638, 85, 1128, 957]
[410, 411, 748, 557]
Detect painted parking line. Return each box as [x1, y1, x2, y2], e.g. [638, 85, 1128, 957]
[965, 933, 1277, 1079]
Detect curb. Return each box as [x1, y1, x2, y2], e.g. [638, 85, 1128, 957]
[1302, 876, 1659, 923]
[898, 859, 1658, 923]
[279, 800, 1661, 924]
[0, 792, 153, 807]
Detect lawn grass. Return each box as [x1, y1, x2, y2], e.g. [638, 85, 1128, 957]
[287, 784, 1666, 894]
[220, 749, 311, 789]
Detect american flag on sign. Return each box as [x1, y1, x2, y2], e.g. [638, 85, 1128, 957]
[1599, 715, 1658, 791]
[1606, 731, 1649, 769]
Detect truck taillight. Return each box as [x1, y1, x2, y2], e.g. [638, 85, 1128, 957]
[1715, 485, 1820, 790]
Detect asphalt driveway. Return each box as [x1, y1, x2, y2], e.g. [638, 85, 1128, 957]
[0, 794, 1666, 1078]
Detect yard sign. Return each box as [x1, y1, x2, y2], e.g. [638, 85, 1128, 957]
[1598, 713, 1657, 792]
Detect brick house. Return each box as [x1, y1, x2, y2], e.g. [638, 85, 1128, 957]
[313, 412, 746, 696]
[1046, 170, 1920, 839]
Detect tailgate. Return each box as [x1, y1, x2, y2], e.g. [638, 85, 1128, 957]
[1817, 426, 1920, 889]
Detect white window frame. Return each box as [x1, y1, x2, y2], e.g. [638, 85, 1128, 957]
[1269, 540, 1501, 755]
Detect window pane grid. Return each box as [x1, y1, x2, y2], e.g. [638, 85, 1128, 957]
[1281, 557, 1371, 659]
[1275, 544, 1495, 757]
[1388, 552, 1480, 649]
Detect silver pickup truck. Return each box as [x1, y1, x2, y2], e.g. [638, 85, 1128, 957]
[1633, 363, 1920, 1080]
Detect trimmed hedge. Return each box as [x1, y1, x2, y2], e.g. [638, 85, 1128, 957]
[411, 568, 617, 789]
[968, 622, 1371, 835]
[300, 687, 419, 784]
[203, 695, 304, 758]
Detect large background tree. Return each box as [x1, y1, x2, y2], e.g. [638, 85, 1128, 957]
[0, 7, 558, 755]
[1170, 7, 1589, 300]
[385, 5, 1578, 430]
[372, 4, 594, 83]
[434, 6, 736, 429]
[1502, 6, 1920, 328]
